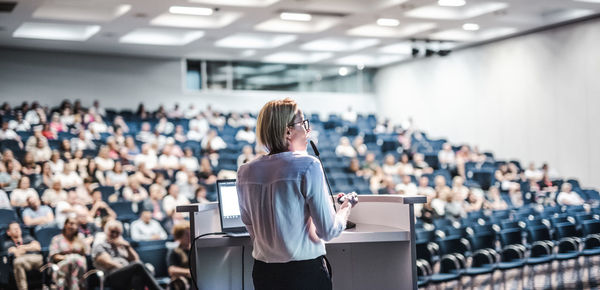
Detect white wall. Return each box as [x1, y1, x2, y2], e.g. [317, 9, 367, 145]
[0, 48, 376, 116]
[375, 18, 600, 188]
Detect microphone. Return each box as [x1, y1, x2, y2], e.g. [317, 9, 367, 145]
[310, 140, 336, 213]
[310, 140, 356, 229]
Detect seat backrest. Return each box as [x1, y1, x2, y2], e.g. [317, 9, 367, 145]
[500, 228, 523, 247]
[554, 223, 579, 239]
[438, 236, 469, 256]
[501, 220, 520, 230]
[136, 245, 169, 277]
[582, 220, 600, 236]
[469, 233, 496, 251]
[416, 241, 434, 264]
[34, 226, 62, 250]
[0, 209, 18, 225]
[527, 225, 551, 242]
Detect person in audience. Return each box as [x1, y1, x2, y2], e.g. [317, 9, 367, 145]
[4, 221, 43, 290]
[192, 185, 210, 204]
[359, 152, 377, 175]
[92, 220, 164, 290]
[55, 191, 88, 228]
[335, 137, 357, 158]
[136, 122, 154, 143]
[122, 177, 149, 203]
[208, 111, 226, 130]
[0, 160, 20, 191]
[134, 144, 158, 170]
[0, 120, 20, 141]
[158, 144, 180, 170]
[3, 149, 22, 172]
[10, 176, 38, 207]
[228, 112, 243, 128]
[9, 112, 31, 132]
[95, 145, 115, 171]
[173, 125, 187, 143]
[418, 191, 440, 223]
[198, 157, 217, 184]
[557, 183, 585, 206]
[48, 150, 65, 174]
[455, 145, 472, 177]
[156, 117, 174, 135]
[57, 162, 84, 189]
[41, 123, 57, 140]
[396, 175, 417, 195]
[49, 217, 89, 290]
[495, 163, 520, 194]
[49, 113, 66, 134]
[345, 158, 364, 177]
[189, 113, 209, 138]
[130, 209, 168, 241]
[412, 153, 433, 177]
[22, 195, 54, 228]
[201, 129, 227, 159]
[465, 190, 485, 212]
[451, 176, 469, 201]
[20, 152, 41, 176]
[438, 143, 456, 171]
[163, 184, 190, 216]
[71, 130, 95, 152]
[235, 126, 256, 144]
[445, 190, 466, 221]
[0, 187, 10, 208]
[105, 161, 128, 189]
[89, 189, 117, 225]
[341, 106, 357, 123]
[377, 175, 397, 195]
[397, 153, 414, 176]
[41, 178, 68, 207]
[417, 176, 435, 197]
[352, 136, 368, 156]
[130, 162, 155, 185]
[136, 103, 150, 120]
[381, 154, 399, 176]
[484, 186, 508, 210]
[88, 114, 108, 134]
[184, 104, 199, 119]
[237, 145, 255, 168]
[112, 116, 129, 134]
[431, 187, 449, 217]
[142, 184, 167, 222]
[167, 222, 191, 288]
[524, 162, 542, 182]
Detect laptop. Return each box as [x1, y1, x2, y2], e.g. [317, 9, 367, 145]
[216, 179, 250, 237]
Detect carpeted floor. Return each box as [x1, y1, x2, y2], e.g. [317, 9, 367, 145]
[420, 256, 600, 290]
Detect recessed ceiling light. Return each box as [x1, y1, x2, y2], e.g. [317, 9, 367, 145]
[120, 28, 204, 46]
[169, 6, 213, 16]
[338, 67, 349, 76]
[438, 0, 466, 7]
[376, 18, 400, 27]
[13, 22, 101, 41]
[462, 23, 479, 31]
[280, 12, 312, 22]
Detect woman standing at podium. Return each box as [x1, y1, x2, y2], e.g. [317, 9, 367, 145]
[237, 98, 354, 290]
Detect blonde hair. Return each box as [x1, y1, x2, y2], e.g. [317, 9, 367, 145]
[256, 98, 298, 154]
[172, 221, 190, 240]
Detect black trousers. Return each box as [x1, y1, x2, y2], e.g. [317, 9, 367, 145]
[253, 256, 332, 290]
[104, 261, 163, 290]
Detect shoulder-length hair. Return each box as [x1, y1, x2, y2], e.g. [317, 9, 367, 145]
[256, 98, 297, 154]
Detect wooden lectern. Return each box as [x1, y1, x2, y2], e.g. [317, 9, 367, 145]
[177, 194, 425, 290]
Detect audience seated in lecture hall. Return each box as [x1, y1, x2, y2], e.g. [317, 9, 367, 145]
[0, 99, 598, 289]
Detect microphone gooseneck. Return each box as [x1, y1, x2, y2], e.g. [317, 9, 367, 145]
[310, 140, 337, 213]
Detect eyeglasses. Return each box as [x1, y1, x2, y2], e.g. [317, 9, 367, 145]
[289, 119, 310, 131]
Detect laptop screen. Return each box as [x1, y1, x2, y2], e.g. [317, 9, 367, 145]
[216, 179, 246, 231]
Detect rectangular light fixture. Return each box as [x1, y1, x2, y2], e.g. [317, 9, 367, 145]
[169, 6, 213, 16]
[438, 0, 466, 7]
[13, 22, 101, 41]
[280, 12, 312, 21]
[377, 18, 400, 27]
[462, 23, 479, 31]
